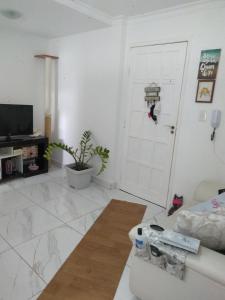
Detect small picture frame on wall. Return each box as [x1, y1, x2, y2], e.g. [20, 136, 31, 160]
[195, 80, 215, 103]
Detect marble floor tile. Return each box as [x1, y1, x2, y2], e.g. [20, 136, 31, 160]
[0, 205, 63, 247]
[8, 174, 51, 189]
[30, 291, 42, 300]
[48, 168, 66, 179]
[110, 188, 159, 206]
[109, 189, 165, 222]
[0, 182, 12, 193]
[50, 175, 68, 188]
[0, 190, 32, 217]
[20, 180, 72, 204]
[16, 225, 82, 283]
[109, 189, 148, 204]
[0, 165, 166, 300]
[33, 189, 102, 223]
[142, 204, 165, 222]
[0, 249, 45, 300]
[0, 235, 10, 254]
[68, 208, 104, 235]
[114, 266, 139, 300]
[48, 168, 69, 187]
[77, 182, 111, 206]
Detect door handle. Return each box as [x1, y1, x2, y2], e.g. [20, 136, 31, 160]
[164, 125, 175, 130]
[164, 125, 175, 134]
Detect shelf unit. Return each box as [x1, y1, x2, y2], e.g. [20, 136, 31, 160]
[0, 136, 48, 182]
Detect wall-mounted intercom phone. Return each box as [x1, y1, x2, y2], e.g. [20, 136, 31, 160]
[211, 110, 221, 141]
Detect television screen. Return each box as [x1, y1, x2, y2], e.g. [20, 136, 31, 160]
[0, 104, 33, 137]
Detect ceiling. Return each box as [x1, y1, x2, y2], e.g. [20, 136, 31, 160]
[0, 0, 208, 38]
[79, 0, 203, 17]
[0, 0, 111, 38]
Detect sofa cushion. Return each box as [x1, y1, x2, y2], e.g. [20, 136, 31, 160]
[174, 209, 225, 251]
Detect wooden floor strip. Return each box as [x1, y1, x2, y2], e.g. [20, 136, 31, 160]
[38, 199, 146, 300]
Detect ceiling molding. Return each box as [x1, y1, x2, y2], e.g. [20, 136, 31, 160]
[112, 15, 127, 25]
[127, 0, 225, 23]
[53, 0, 113, 25]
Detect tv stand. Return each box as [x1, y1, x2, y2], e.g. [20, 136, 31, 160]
[0, 136, 48, 182]
[6, 134, 12, 142]
[0, 135, 32, 142]
[4, 137, 23, 142]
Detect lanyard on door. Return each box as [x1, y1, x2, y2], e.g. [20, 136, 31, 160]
[145, 83, 161, 124]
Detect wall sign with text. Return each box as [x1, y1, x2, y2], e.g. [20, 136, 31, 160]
[196, 49, 221, 103]
[198, 49, 221, 80]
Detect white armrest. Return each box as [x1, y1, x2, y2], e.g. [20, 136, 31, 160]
[129, 223, 225, 287]
[186, 246, 225, 286]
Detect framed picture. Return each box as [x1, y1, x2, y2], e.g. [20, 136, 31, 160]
[198, 49, 221, 80]
[196, 80, 215, 103]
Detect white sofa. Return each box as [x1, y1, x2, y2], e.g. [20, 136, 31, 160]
[129, 181, 225, 300]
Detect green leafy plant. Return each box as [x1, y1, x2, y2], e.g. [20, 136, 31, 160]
[44, 130, 110, 175]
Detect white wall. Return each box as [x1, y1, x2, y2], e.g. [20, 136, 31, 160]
[48, 1, 225, 203]
[0, 28, 49, 133]
[49, 23, 125, 185]
[123, 1, 225, 203]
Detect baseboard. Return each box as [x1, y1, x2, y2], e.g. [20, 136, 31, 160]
[92, 176, 117, 190]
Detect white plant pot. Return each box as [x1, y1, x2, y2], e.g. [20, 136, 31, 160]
[65, 164, 93, 189]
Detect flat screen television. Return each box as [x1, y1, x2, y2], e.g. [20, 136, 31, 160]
[0, 104, 33, 138]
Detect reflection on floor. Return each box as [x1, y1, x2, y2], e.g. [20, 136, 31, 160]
[0, 166, 165, 300]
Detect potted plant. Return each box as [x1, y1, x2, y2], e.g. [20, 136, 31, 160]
[44, 130, 110, 189]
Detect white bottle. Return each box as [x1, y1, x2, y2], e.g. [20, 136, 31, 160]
[135, 227, 148, 258]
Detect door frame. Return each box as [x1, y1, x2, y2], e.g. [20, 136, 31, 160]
[118, 40, 189, 209]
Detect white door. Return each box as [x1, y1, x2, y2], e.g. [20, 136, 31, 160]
[121, 42, 187, 207]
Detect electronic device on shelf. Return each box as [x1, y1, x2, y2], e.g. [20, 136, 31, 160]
[0, 104, 33, 141]
[0, 105, 48, 181]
